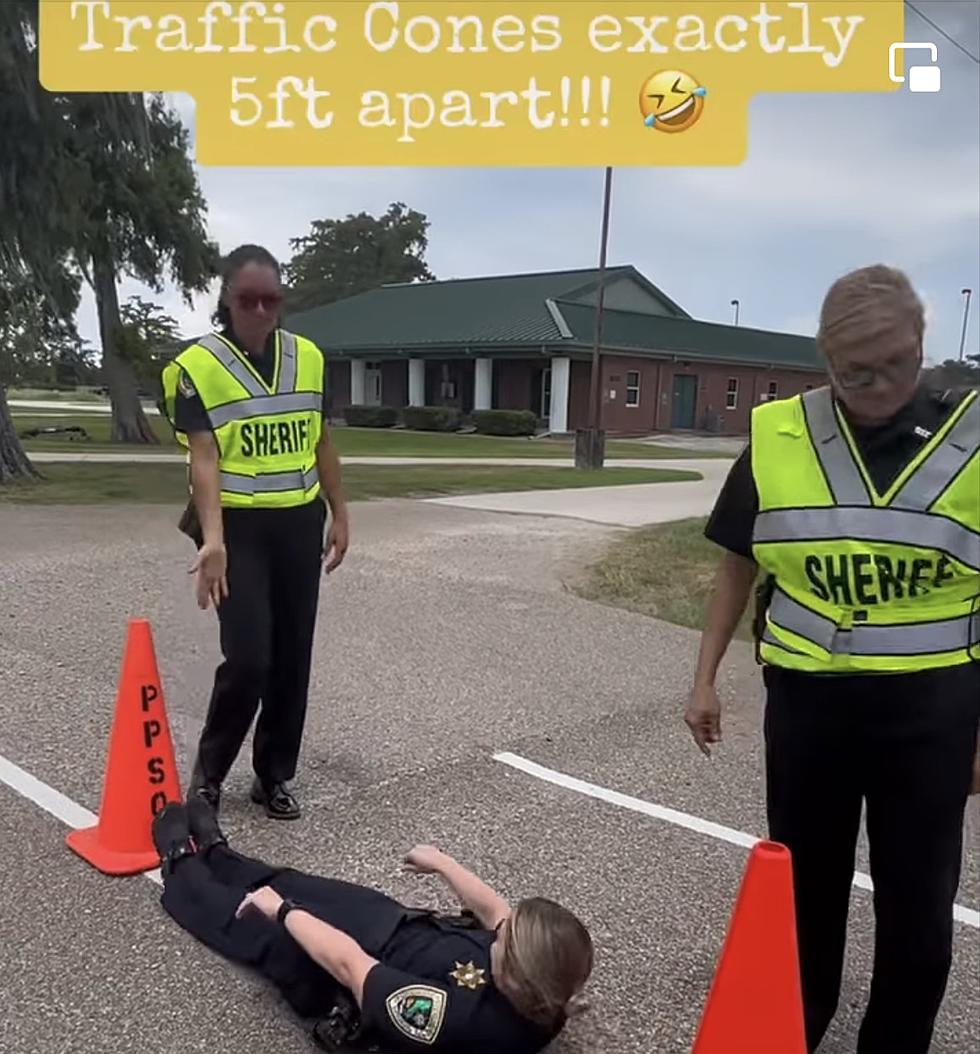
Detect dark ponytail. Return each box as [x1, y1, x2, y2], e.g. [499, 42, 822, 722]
[212, 244, 282, 329]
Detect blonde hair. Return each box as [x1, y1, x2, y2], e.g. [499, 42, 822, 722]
[497, 897, 594, 1033]
[816, 264, 925, 357]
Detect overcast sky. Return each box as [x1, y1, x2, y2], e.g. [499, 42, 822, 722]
[73, 1, 979, 366]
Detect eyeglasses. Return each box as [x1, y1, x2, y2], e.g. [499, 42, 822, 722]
[827, 352, 921, 391]
[235, 292, 283, 312]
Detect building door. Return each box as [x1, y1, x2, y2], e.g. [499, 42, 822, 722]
[530, 366, 552, 421]
[671, 374, 698, 429]
[364, 364, 382, 406]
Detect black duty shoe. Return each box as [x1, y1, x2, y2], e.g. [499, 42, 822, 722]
[188, 761, 222, 813]
[151, 802, 194, 875]
[187, 794, 228, 852]
[250, 777, 301, 820]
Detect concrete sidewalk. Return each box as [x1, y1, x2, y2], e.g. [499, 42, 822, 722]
[9, 399, 159, 415]
[424, 459, 730, 527]
[26, 452, 731, 526]
[26, 452, 726, 470]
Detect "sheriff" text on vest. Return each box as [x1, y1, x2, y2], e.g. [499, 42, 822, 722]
[805, 552, 957, 606]
[240, 419, 313, 458]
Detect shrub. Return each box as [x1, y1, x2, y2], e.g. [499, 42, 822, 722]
[471, 409, 538, 436]
[344, 405, 399, 428]
[401, 406, 462, 432]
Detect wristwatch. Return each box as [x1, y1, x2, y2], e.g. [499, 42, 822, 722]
[277, 898, 300, 926]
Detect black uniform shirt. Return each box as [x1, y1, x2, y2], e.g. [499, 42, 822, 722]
[361, 917, 557, 1053]
[705, 386, 963, 559]
[173, 326, 330, 436]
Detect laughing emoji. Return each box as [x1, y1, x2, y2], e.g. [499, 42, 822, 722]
[639, 70, 706, 133]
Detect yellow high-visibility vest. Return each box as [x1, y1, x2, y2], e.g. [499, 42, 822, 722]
[750, 386, 980, 673]
[161, 329, 324, 509]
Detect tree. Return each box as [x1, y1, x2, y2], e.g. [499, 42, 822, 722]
[118, 296, 184, 398]
[51, 336, 99, 389]
[923, 355, 980, 393]
[0, 259, 81, 483]
[283, 202, 435, 312]
[0, 0, 219, 445]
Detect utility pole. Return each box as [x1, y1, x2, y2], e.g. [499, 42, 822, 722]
[959, 288, 972, 362]
[578, 166, 613, 471]
[731, 299, 740, 326]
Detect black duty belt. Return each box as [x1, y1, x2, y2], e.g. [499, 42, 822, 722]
[399, 907, 483, 930]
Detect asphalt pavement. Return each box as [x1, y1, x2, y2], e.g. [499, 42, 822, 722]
[0, 499, 977, 1054]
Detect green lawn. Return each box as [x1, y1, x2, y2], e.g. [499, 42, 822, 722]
[574, 517, 757, 640]
[14, 413, 731, 460]
[0, 463, 700, 505]
[15, 412, 174, 446]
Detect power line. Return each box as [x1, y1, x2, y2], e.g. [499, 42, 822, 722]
[905, 1, 980, 64]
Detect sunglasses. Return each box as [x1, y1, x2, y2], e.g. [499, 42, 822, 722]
[234, 292, 283, 312]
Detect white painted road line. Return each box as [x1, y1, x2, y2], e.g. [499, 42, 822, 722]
[493, 751, 980, 930]
[3, 745, 977, 927]
[0, 753, 163, 886]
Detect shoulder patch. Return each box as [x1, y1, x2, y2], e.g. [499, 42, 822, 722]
[177, 370, 196, 398]
[386, 985, 447, 1045]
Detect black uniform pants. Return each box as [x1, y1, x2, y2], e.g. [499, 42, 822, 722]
[763, 663, 980, 1054]
[196, 498, 326, 787]
[160, 844, 407, 1016]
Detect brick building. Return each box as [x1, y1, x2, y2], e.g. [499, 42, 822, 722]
[287, 265, 824, 436]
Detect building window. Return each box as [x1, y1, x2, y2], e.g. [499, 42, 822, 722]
[625, 371, 640, 407]
[766, 381, 779, 401]
[726, 377, 738, 410]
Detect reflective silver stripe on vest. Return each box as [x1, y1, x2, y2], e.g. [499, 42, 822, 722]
[753, 506, 980, 572]
[891, 394, 980, 512]
[768, 589, 979, 657]
[278, 331, 298, 393]
[762, 627, 807, 655]
[196, 334, 266, 398]
[801, 388, 870, 505]
[208, 391, 322, 428]
[220, 466, 319, 496]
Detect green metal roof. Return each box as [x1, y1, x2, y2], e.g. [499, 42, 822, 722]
[554, 300, 820, 370]
[285, 265, 819, 370]
[285, 265, 687, 349]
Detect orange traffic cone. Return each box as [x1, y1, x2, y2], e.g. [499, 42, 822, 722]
[66, 618, 182, 875]
[691, 840, 807, 1054]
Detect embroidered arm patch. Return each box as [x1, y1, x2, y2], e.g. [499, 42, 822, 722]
[177, 370, 197, 398]
[385, 985, 447, 1045]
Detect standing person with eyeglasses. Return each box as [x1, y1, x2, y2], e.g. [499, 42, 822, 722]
[161, 243, 349, 821]
[684, 264, 979, 1054]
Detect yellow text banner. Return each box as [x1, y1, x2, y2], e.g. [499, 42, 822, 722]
[39, 1, 905, 166]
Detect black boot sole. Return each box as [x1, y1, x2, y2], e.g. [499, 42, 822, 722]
[249, 787, 301, 821]
[186, 796, 227, 851]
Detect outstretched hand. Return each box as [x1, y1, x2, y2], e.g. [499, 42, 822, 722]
[685, 683, 722, 757]
[403, 844, 447, 875]
[324, 513, 349, 574]
[190, 540, 228, 610]
[235, 885, 283, 921]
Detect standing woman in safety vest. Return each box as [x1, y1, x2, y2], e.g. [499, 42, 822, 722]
[162, 244, 349, 821]
[685, 264, 979, 1054]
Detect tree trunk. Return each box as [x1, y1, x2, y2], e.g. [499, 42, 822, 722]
[92, 247, 160, 444]
[0, 385, 42, 484]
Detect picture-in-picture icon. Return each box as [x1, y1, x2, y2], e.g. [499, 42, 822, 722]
[889, 42, 941, 93]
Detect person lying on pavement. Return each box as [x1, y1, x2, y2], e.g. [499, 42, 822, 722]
[152, 798, 594, 1052]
